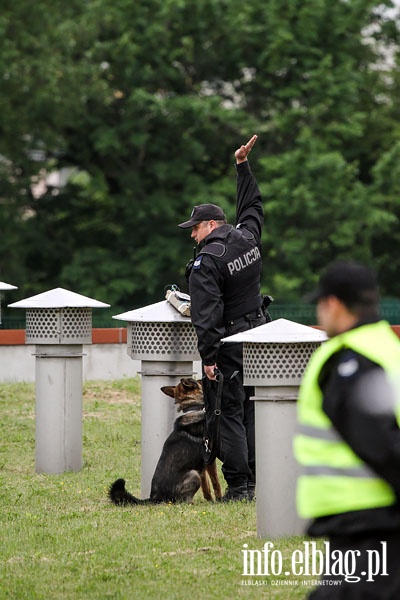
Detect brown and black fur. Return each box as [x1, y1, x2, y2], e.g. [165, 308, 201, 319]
[109, 378, 222, 505]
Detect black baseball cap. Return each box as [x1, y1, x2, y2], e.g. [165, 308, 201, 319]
[307, 260, 379, 306]
[178, 203, 226, 228]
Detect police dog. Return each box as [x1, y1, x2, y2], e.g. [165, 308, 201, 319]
[109, 378, 222, 505]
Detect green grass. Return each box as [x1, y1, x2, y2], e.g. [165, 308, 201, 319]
[0, 379, 319, 599]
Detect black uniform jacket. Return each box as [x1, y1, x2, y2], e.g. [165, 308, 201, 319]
[308, 317, 400, 537]
[189, 160, 264, 366]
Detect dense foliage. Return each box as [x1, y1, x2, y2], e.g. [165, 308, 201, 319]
[1, 0, 400, 309]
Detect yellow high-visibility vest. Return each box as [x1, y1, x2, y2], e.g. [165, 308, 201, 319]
[294, 321, 400, 519]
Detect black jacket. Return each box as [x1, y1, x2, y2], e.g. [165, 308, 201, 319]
[308, 317, 400, 537]
[189, 161, 263, 365]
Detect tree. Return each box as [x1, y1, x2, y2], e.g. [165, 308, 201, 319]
[0, 0, 399, 309]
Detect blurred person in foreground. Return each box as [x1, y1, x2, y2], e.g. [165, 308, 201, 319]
[295, 260, 400, 598]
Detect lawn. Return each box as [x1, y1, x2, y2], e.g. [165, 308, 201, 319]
[0, 378, 318, 599]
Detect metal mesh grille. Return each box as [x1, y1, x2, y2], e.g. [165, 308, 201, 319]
[26, 308, 92, 344]
[129, 321, 199, 360]
[243, 341, 321, 385]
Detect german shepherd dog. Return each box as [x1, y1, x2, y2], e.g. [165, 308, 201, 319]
[109, 378, 222, 505]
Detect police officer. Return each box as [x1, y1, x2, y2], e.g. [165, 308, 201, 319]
[295, 260, 400, 597]
[178, 135, 267, 501]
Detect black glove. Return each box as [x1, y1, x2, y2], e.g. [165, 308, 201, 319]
[262, 294, 274, 322]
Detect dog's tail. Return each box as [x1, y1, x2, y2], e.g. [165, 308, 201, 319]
[109, 478, 150, 505]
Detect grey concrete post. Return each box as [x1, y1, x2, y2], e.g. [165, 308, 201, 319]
[139, 360, 194, 497]
[35, 345, 84, 473]
[9, 288, 109, 474]
[114, 301, 200, 498]
[222, 318, 327, 538]
[253, 385, 303, 538]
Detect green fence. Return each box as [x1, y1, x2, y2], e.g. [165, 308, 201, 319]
[1, 301, 400, 330]
[270, 300, 400, 326]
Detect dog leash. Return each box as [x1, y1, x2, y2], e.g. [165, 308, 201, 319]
[213, 368, 223, 416]
[203, 368, 223, 457]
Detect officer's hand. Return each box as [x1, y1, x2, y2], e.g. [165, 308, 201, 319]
[235, 134, 258, 164]
[204, 364, 218, 380]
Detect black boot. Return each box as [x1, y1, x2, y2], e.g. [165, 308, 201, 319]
[221, 485, 249, 502]
[247, 481, 256, 501]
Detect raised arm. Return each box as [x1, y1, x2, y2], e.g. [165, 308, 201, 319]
[235, 134, 258, 164]
[235, 135, 263, 236]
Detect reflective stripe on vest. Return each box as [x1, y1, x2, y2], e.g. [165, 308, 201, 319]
[295, 321, 400, 519]
[300, 464, 377, 478]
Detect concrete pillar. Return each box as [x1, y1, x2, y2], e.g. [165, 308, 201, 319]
[222, 318, 327, 538]
[139, 360, 194, 497]
[253, 385, 303, 537]
[34, 345, 84, 473]
[9, 288, 109, 474]
[114, 300, 200, 498]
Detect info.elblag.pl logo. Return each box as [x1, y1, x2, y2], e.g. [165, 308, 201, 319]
[241, 541, 388, 584]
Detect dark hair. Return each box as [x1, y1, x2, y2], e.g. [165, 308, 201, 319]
[310, 260, 380, 317]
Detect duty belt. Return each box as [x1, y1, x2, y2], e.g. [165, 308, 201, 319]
[225, 309, 263, 327]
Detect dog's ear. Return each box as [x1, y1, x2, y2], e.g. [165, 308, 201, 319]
[161, 386, 175, 398]
[181, 378, 198, 389]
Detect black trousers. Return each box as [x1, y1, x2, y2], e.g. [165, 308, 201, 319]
[308, 531, 400, 599]
[215, 313, 265, 488]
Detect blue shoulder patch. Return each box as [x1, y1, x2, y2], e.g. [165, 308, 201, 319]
[192, 255, 204, 270]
